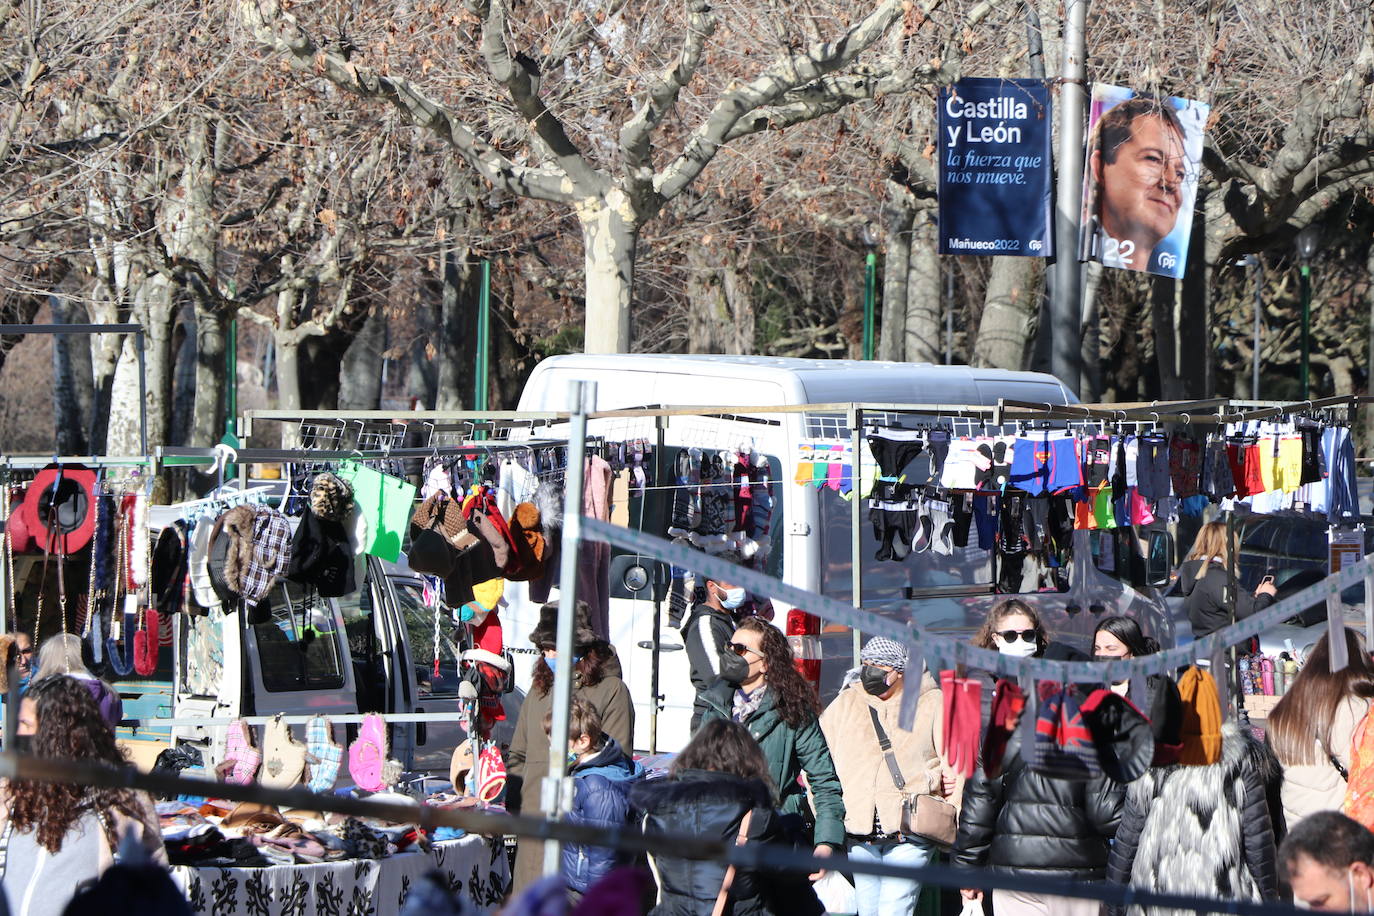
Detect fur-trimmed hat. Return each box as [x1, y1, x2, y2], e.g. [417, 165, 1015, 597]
[504, 502, 546, 583]
[528, 600, 600, 650]
[309, 473, 354, 524]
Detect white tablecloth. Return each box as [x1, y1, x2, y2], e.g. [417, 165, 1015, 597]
[171, 835, 509, 916]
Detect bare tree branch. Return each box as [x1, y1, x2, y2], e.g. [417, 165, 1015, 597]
[468, 0, 605, 193]
[240, 0, 576, 204]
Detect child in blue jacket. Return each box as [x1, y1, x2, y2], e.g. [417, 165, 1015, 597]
[544, 697, 644, 899]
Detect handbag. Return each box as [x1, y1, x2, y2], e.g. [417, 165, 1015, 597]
[711, 809, 754, 916]
[869, 705, 958, 849]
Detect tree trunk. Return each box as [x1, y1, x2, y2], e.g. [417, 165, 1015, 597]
[171, 307, 197, 446]
[579, 190, 637, 353]
[105, 276, 175, 455]
[877, 192, 913, 362]
[50, 294, 91, 454]
[1365, 245, 1374, 464]
[340, 304, 386, 410]
[1079, 263, 1103, 400]
[905, 210, 942, 363]
[436, 237, 478, 410]
[686, 241, 755, 354]
[190, 304, 229, 447]
[972, 257, 1037, 370]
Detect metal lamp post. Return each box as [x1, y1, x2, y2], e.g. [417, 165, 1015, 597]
[1295, 225, 1322, 399]
[1239, 255, 1263, 399]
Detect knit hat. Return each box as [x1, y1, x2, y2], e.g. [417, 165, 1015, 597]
[1177, 666, 1223, 766]
[860, 636, 908, 672]
[309, 473, 354, 524]
[1079, 688, 1154, 783]
[1029, 683, 1101, 781]
[528, 601, 600, 650]
[504, 502, 547, 583]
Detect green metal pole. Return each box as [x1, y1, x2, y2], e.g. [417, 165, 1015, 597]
[862, 251, 876, 360]
[222, 317, 239, 479]
[1300, 264, 1311, 399]
[225, 317, 237, 438]
[475, 260, 491, 412]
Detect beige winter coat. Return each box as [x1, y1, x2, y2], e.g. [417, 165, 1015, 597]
[1280, 695, 1369, 827]
[819, 671, 959, 838]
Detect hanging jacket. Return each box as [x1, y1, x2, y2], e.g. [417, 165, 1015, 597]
[952, 730, 1124, 880]
[681, 602, 737, 729]
[1105, 721, 1281, 915]
[1175, 559, 1274, 639]
[699, 683, 846, 848]
[563, 738, 644, 893]
[631, 769, 823, 916]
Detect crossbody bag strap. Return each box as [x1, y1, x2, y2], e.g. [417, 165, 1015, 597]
[868, 705, 907, 793]
[1329, 747, 1350, 782]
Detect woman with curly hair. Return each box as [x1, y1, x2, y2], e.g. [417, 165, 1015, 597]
[699, 616, 845, 879]
[506, 601, 633, 894]
[2, 676, 165, 916]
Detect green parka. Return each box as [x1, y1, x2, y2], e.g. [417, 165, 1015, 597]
[699, 682, 846, 848]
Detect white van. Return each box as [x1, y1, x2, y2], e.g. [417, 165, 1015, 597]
[504, 355, 1179, 754]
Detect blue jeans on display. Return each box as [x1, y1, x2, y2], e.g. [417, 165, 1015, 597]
[847, 836, 934, 916]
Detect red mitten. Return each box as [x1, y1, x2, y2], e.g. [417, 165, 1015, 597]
[941, 670, 959, 774]
[952, 675, 983, 779]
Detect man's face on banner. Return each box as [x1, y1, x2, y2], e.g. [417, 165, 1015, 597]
[1094, 112, 1187, 258]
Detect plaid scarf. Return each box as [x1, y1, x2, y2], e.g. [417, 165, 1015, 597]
[732, 685, 768, 723]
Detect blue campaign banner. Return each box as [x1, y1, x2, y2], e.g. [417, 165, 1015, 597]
[937, 78, 1053, 257]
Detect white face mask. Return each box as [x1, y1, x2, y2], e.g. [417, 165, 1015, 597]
[1352, 869, 1373, 913]
[719, 586, 747, 610]
[997, 638, 1037, 658]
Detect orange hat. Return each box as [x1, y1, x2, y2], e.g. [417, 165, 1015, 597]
[1177, 666, 1222, 766]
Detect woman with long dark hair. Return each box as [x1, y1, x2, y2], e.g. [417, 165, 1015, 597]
[698, 616, 845, 877]
[1268, 627, 1374, 826]
[1092, 616, 1183, 764]
[2, 676, 165, 916]
[631, 719, 822, 916]
[506, 601, 634, 894]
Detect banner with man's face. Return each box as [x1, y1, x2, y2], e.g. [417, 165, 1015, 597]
[1078, 84, 1209, 278]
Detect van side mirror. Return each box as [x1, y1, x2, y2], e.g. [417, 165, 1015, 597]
[1146, 531, 1174, 588]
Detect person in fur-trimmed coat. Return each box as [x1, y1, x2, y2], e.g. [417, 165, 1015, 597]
[1105, 720, 1282, 915]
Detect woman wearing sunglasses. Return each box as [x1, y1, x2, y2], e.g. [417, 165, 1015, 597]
[953, 599, 1125, 916]
[698, 616, 845, 881]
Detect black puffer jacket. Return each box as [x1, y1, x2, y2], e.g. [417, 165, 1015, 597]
[630, 769, 822, 916]
[952, 731, 1125, 880]
[1176, 558, 1274, 638]
[1105, 721, 1281, 916]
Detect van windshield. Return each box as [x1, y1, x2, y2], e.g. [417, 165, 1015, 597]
[251, 583, 346, 692]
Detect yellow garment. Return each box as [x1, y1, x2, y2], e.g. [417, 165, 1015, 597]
[1277, 435, 1303, 492]
[1257, 437, 1278, 492]
[1178, 666, 1223, 765]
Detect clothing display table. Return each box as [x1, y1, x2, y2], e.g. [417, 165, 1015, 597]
[171, 835, 509, 916]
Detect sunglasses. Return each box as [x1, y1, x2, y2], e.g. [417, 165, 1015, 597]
[727, 642, 761, 658]
[997, 629, 1037, 644]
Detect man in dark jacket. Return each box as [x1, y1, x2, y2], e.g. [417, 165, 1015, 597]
[954, 731, 1124, 916]
[682, 554, 747, 729]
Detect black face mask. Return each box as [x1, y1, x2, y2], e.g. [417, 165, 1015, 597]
[1093, 653, 1126, 664]
[860, 665, 893, 696]
[10, 734, 32, 755]
[719, 651, 751, 687]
